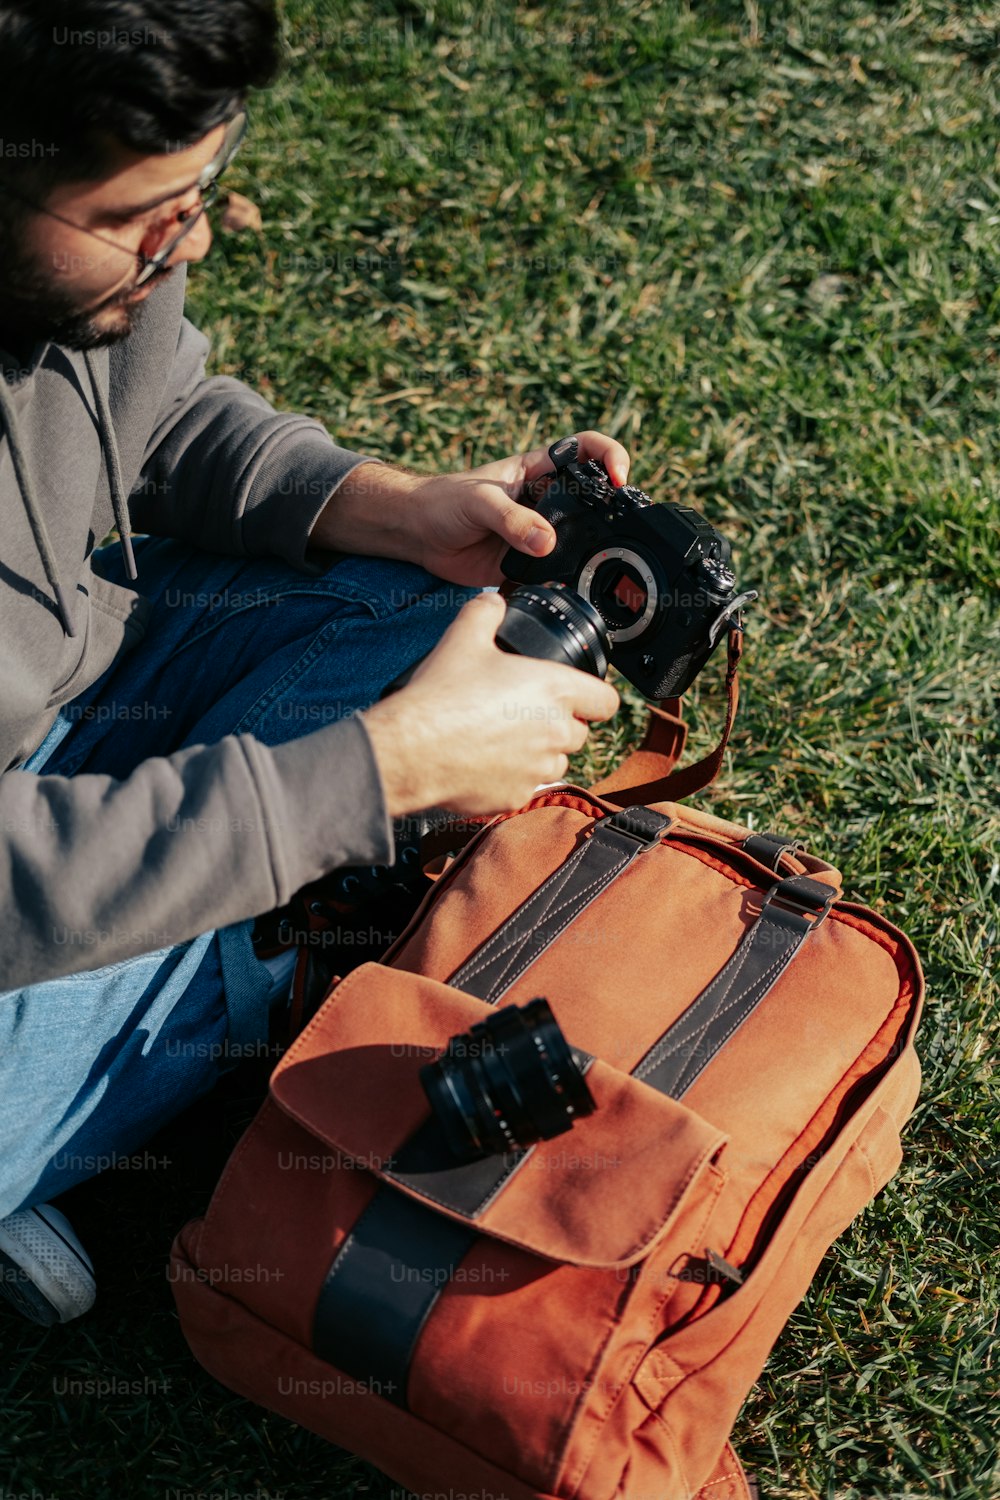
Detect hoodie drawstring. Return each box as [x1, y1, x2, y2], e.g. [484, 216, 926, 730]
[0, 351, 139, 640]
[0, 373, 78, 637]
[84, 351, 137, 584]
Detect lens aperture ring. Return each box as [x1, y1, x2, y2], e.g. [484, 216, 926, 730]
[419, 997, 598, 1163]
[505, 584, 610, 678]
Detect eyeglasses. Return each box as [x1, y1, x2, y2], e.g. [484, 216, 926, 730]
[0, 110, 248, 288]
[132, 110, 248, 284]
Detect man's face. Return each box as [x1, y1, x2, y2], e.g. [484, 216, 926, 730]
[0, 123, 227, 352]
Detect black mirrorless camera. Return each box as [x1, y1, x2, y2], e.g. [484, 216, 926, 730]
[330, 440, 756, 927]
[501, 437, 757, 700]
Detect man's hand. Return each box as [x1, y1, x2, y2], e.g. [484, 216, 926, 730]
[399, 429, 631, 585]
[309, 430, 631, 585]
[360, 592, 620, 817]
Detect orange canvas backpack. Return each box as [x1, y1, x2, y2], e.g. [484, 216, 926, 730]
[170, 637, 924, 1500]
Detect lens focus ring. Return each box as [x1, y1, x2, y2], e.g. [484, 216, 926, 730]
[497, 584, 611, 678]
[419, 998, 597, 1163]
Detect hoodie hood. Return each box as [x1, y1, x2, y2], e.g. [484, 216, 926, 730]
[0, 338, 137, 637]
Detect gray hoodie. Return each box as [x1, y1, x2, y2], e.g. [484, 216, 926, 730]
[0, 266, 395, 990]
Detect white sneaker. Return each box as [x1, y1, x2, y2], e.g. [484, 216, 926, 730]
[0, 1204, 96, 1326]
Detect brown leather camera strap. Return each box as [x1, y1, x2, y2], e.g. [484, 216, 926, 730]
[588, 694, 687, 801]
[591, 624, 743, 807]
[415, 627, 742, 877]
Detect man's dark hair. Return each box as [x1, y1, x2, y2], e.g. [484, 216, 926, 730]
[0, 0, 282, 196]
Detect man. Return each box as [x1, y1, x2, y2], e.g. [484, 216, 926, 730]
[0, 0, 623, 1325]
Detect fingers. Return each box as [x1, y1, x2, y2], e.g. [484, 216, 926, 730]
[519, 430, 631, 488]
[548, 684, 618, 756]
[573, 430, 631, 487]
[464, 588, 507, 625]
[533, 664, 619, 727]
[464, 488, 555, 559]
[445, 604, 619, 714]
[438, 590, 506, 653]
[564, 716, 591, 754]
[566, 676, 620, 723]
[541, 753, 570, 784]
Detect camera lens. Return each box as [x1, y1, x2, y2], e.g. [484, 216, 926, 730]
[420, 997, 597, 1163]
[496, 584, 611, 678]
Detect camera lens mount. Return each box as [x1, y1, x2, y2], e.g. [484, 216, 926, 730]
[576, 546, 660, 645]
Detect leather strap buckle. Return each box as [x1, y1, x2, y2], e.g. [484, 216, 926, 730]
[743, 831, 805, 872]
[760, 874, 837, 933]
[602, 807, 673, 848]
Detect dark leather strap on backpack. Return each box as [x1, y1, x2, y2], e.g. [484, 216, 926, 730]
[632, 876, 837, 1100]
[742, 831, 805, 872]
[447, 805, 672, 1001]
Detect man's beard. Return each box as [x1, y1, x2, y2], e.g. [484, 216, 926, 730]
[0, 235, 172, 353]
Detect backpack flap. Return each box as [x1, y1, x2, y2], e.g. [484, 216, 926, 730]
[269, 960, 728, 1270]
[232, 961, 734, 1492]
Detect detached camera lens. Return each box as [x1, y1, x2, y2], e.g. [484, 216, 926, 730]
[497, 584, 611, 678]
[420, 997, 597, 1163]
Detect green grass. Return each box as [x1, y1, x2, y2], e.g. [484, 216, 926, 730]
[2, 1, 999, 1497]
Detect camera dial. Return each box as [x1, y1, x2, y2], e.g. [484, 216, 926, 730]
[695, 554, 737, 603]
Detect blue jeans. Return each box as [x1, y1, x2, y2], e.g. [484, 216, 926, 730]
[0, 536, 483, 1220]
